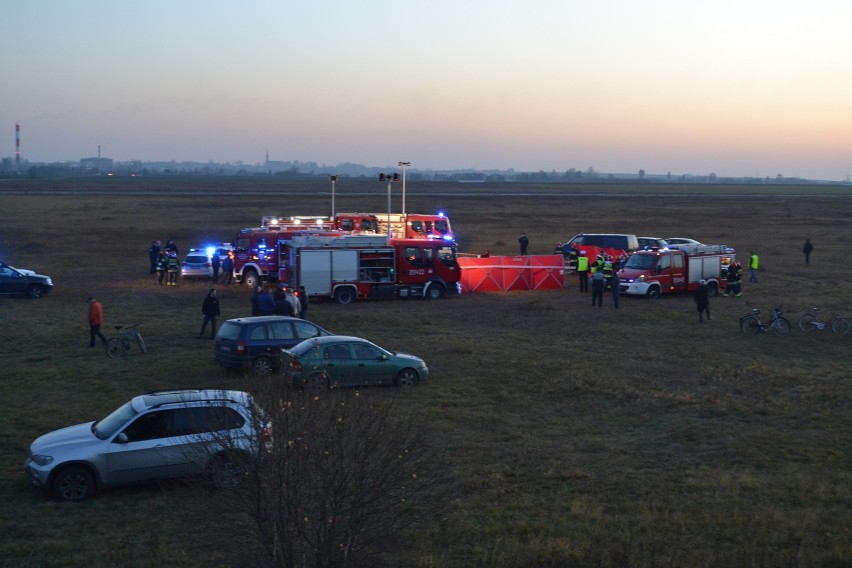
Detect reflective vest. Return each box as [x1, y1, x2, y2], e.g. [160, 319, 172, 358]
[602, 260, 613, 277]
[749, 254, 759, 269]
[577, 257, 590, 272]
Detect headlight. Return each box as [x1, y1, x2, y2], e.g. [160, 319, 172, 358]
[31, 454, 54, 466]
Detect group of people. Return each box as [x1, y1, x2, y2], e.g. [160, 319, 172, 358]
[149, 240, 181, 286]
[251, 284, 309, 319]
[572, 250, 621, 308]
[210, 250, 235, 285]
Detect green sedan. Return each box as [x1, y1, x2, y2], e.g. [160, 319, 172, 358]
[280, 336, 429, 390]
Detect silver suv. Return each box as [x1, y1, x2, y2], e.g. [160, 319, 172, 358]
[25, 389, 271, 501]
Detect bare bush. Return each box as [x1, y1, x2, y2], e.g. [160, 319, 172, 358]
[211, 385, 454, 568]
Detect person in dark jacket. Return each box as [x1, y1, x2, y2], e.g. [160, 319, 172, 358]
[694, 279, 711, 322]
[258, 287, 275, 316]
[250, 285, 262, 316]
[211, 252, 221, 282]
[518, 233, 529, 255]
[274, 293, 294, 316]
[148, 240, 161, 274]
[803, 238, 814, 265]
[298, 285, 309, 319]
[199, 289, 220, 339]
[591, 270, 605, 307]
[221, 252, 234, 285]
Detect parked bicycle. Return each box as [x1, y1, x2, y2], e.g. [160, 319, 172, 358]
[106, 323, 147, 358]
[739, 306, 791, 336]
[798, 308, 850, 335]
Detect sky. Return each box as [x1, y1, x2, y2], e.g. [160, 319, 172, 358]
[2, 0, 852, 180]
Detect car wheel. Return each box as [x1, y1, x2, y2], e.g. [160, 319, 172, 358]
[206, 453, 248, 490]
[396, 368, 419, 387]
[334, 287, 355, 305]
[52, 466, 95, 501]
[707, 283, 718, 297]
[305, 373, 328, 391]
[26, 286, 44, 299]
[645, 286, 660, 299]
[243, 270, 259, 289]
[252, 356, 273, 377]
[426, 284, 445, 300]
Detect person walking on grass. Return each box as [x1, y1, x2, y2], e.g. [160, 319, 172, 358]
[803, 238, 814, 265]
[694, 279, 711, 322]
[748, 251, 759, 283]
[87, 296, 107, 347]
[591, 269, 605, 307]
[199, 289, 220, 339]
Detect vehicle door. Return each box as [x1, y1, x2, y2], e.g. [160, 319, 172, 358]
[268, 320, 298, 350]
[0, 264, 25, 296]
[165, 406, 248, 477]
[350, 342, 389, 385]
[667, 253, 687, 292]
[322, 342, 358, 386]
[106, 410, 184, 484]
[246, 323, 277, 362]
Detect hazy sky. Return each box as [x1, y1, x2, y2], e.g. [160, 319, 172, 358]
[3, 1, 851, 179]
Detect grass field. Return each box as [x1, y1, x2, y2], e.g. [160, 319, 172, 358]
[1, 176, 850, 567]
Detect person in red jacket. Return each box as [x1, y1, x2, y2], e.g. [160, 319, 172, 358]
[87, 296, 107, 347]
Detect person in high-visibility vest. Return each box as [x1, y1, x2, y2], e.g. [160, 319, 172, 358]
[748, 252, 759, 283]
[577, 251, 590, 292]
[601, 257, 614, 290]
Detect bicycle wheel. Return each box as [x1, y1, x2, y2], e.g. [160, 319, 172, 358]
[106, 337, 125, 358]
[135, 333, 148, 354]
[740, 315, 761, 335]
[771, 317, 791, 337]
[831, 317, 850, 335]
[798, 313, 817, 332]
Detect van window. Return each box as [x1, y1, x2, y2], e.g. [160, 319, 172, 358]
[673, 254, 684, 269]
[410, 220, 424, 233]
[249, 326, 267, 341]
[269, 322, 295, 340]
[435, 219, 449, 234]
[294, 321, 325, 338]
[660, 256, 672, 270]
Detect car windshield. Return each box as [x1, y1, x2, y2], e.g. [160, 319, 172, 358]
[92, 400, 138, 440]
[624, 255, 658, 270]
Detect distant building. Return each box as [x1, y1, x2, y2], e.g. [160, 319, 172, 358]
[80, 157, 113, 172]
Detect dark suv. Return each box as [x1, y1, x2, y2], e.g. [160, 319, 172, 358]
[0, 262, 54, 299]
[214, 316, 334, 376]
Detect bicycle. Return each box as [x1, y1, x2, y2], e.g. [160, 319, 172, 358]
[798, 308, 850, 335]
[739, 306, 791, 336]
[106, 323, 148, 358]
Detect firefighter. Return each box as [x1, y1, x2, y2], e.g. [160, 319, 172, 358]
[601, 256, 614, 290]
[724, 261, 742, 297]
[156, 249, 168, 285]
[577, 250, 590, 292]
[567, 248, 579, 273]
[166, 250, 180, 286]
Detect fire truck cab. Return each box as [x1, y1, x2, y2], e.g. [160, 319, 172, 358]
[618, 244, 735, 298]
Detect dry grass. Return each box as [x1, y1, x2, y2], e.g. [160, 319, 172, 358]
[0, 176, 849, 567]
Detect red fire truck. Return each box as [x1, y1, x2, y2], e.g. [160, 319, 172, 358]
[278, 234, 461, 303]
[617, 244, 735, 299]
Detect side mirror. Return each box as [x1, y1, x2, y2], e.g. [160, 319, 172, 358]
[115, 433, 129, 444]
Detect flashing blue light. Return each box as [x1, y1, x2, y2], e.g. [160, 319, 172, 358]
[437, 211, 445, 217]
[205, 246, 216, 258]
[442, 235, 454, 241]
